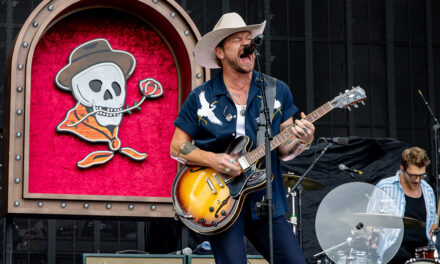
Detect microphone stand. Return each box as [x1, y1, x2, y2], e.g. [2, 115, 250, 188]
[417, 90, 440, 202]
[254, 49, 274, 264]
[290, 141, 333, 249]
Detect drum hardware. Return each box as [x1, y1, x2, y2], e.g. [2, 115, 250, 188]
[285, 141, 331, 249]
[314, 251, 334, 264]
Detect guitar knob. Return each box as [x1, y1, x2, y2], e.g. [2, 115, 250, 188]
[200, 218, 206, 224]
[209, 207, 214, 212]
[212, 221, 218, 227]
[221, 210, 227, 216]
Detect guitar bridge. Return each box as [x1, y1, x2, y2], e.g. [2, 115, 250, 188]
[237, 156, 250, 170]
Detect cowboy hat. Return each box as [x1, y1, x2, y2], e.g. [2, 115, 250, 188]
[194, 12, 266, 69]
[55, 38, 136, 91]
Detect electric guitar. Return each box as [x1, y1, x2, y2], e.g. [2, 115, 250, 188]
[172, 86, 367, 235]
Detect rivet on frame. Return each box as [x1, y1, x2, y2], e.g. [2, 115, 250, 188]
[184, 30, 189, 36]
[15, 178, 20, 184]
[47, 5, 53, 11]
[196, 73, 202, 79]
[38, 201, 44, 207]
[17, 86, 23, 92]
[170, 12, 176, 18]
[18, 64, 23, 70]
[33, 21, 38, 27]
[106, 203, 112, 209]
[151, 205, 157, 210]
[22, 42, 28, 48]
[17, 109, 23, 115]
[15, 155, 21, 161]
[83, 203, 89, 209]
[128, 204, 134, 210]
[16, 132, 22, 138]
[60, 202, 66, 208]
[14, 201, 20, 207]
[152, 0, 158, 3]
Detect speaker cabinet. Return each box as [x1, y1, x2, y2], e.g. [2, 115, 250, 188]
[188, 255, 268, 264]
[83, 254, 185, 264]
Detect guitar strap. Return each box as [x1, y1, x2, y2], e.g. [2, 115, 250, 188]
[256, 74, 277, 147]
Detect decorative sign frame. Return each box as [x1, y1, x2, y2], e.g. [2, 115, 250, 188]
[2, 0, 209, 217]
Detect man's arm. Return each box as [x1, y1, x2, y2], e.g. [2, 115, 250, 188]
[170, 127, 241, 177]
[278, 112, 315, 161]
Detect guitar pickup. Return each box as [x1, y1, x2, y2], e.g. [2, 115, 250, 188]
[237, 156, 250, 170]
[213, 173, 224, 188]
[206, 177, 217, 194]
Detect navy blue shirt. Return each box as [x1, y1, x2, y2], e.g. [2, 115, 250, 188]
[174, 70, 298, 219]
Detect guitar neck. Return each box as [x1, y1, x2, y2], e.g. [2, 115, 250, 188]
[244, 102, 334, 165]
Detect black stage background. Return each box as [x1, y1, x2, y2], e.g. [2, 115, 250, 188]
[1, 0, 440, 263]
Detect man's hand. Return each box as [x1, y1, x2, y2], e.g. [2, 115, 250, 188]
[292, 112, 315, 145]
[209, 153, 241, 178]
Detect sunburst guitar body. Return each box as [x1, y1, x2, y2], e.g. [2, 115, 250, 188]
[172, 136, 268, 234]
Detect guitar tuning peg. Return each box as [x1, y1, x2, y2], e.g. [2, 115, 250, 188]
[347, 106, 351, 111]
[354, 103, 359, 108]
[361, 101, 365, 105]
[345, 89, 349, 93]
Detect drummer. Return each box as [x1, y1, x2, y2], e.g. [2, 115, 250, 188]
[373, 147, 436, 263]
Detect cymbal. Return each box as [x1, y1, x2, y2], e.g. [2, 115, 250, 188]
[282, 174, 325, 191]
[343, 213, 425, 229]
[403, 216, 426, 229]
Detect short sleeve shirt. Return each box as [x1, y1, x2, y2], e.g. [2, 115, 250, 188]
[174, 70, 298, 219]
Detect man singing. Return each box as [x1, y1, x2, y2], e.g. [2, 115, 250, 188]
[170, 12, 314, 263]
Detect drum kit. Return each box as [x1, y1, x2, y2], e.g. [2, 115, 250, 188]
[283, 175, 440, 264]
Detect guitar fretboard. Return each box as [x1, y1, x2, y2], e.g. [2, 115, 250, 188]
[244, 102, 334, 165]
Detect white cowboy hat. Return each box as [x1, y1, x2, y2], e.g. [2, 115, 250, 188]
[194, 12, 266, 69]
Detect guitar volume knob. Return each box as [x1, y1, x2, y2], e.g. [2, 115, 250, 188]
[221, 210, 226, 216]
[209, 206, 214, 212]
[200, 218, 206, 224]
[212, 221, 218, 227]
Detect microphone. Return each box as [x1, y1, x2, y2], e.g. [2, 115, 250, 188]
[242, 34, 264, 56]
[175, 247, 192, 255]
[324, 137, 349, 145]
[339, 164, 363, 175]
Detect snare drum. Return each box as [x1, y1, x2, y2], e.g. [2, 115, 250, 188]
[416, 246, 437, 260]
[333, 250, 370, 264]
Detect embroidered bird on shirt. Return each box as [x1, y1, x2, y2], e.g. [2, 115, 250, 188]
[197, 91, 223, 126]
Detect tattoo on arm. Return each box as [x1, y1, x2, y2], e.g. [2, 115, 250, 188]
[281, 139, 294, 151]
[288, 142, 300, 155]
[178, 141, 197, 156]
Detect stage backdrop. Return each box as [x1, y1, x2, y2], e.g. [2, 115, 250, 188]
[2, 0, 209, 217]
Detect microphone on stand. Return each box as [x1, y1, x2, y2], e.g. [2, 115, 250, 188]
[339, 164, 364, 175]
[242, 34, 264, 56]
[323, 137, 349, 145]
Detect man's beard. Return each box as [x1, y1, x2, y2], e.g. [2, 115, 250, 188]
[224, 55, 254, 73]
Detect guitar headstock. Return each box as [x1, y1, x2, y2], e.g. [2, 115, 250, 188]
[330, 86, 367, 109]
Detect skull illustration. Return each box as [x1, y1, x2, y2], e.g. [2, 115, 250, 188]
[71, 62, 126, 126]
